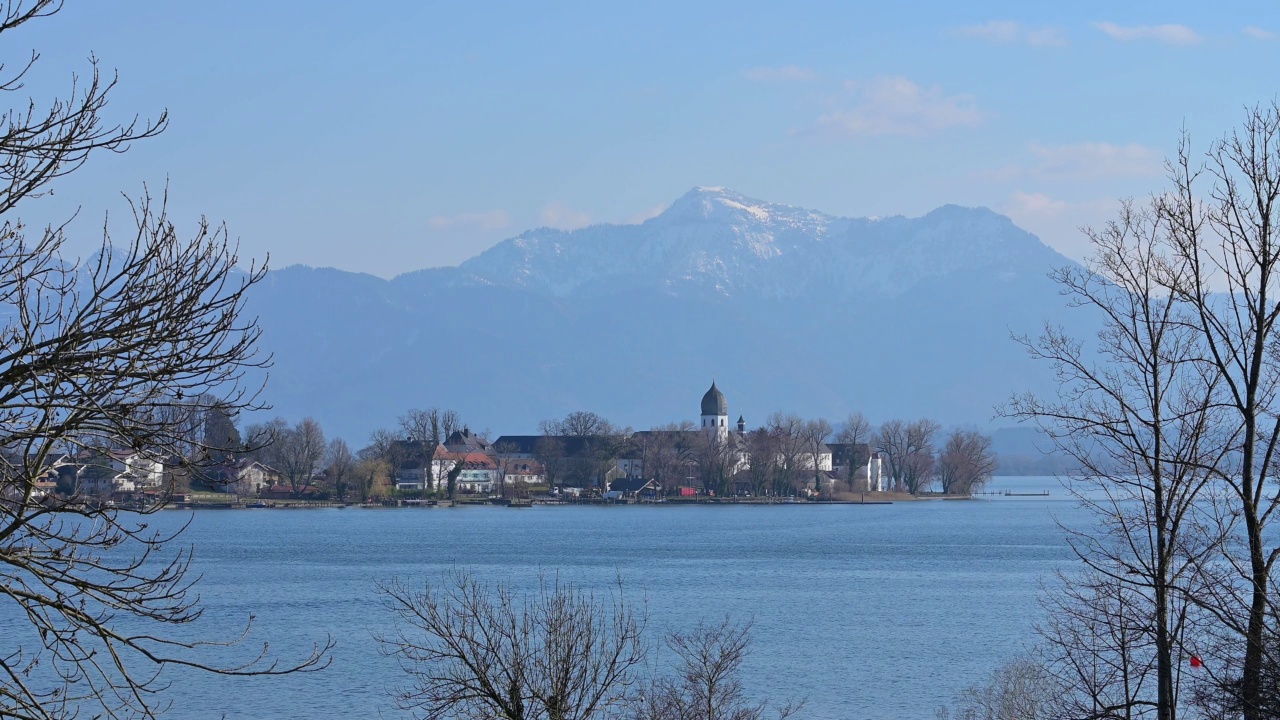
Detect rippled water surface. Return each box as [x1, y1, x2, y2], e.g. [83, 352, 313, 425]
[35, 477, 1091, 719]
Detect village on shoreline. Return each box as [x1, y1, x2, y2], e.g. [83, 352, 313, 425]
[18, 382, 1002, 511]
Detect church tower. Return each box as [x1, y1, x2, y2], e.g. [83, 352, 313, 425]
[701, 381, 729, 442]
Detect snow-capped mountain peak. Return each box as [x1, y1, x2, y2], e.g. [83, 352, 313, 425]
[450, 188, 1063, 300]
[653, 186, 829, 229]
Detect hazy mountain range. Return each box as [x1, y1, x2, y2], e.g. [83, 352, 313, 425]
[246, 187, 1091, 452]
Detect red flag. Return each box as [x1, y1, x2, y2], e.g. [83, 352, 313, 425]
[1190, 656, 1203, 668]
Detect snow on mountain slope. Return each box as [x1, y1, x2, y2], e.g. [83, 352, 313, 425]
[446, 187, 1067, 300]
[250, 188, 1086, 441]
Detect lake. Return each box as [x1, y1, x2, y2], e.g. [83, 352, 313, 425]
[15, 477, 1088, 719]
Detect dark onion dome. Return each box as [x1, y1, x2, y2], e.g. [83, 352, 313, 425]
[701, 381, 728, 416]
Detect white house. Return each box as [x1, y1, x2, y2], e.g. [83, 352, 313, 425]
[107, 450, 164, 493]
[212, 459, 277, 495]
[75, 450, 158, 495]
[500, 458, 544, 487]
[431, 447, 498, 494]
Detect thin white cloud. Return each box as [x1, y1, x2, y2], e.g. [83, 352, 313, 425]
[428, 209, 511, 232]
[1007, 191, 1068, 217]
[955, 20, 1068, 47]
[742, 65, 817, 82]
[1025, 28, 1070, 47]
[1027, 142, 1162, 179]
[1093, 21, 1201, 45]
[1003, 192, 1122, 261]
[980, 142, 1164, 182]
[806, 76, 983, 138]
[1243, 26, 1276, 41]
[627, 203, 668, 224]
[539, 202, 592, 230]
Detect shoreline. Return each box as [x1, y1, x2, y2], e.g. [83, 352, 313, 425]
[164, 492, 989, 510]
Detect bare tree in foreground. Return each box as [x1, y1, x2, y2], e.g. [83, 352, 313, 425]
[631, 619, 801, 720]
[0, 2, 330, 716]
[1156, 103, 1280, 720]
[938, 655, 1056, 720]
[1006, 196, 1227, 720]
[377, 571, 647, 720]
[1001, 105, 1280, 720]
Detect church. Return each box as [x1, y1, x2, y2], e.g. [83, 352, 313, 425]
[690, 380, 883, 493]
[699, 380, 746, 441]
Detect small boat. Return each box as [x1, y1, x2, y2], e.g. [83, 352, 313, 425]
[246, 501, 269, 508]
[508, 498, 533, 508]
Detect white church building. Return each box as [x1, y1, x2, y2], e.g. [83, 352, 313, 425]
[698, 380, 885, 492]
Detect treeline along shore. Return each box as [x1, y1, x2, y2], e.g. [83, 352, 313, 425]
[31, 384, 1004, 508]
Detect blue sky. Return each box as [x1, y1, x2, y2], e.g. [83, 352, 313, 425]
[13, 1, 1280, 276]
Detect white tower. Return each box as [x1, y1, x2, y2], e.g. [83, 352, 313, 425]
[868, 453, 884, 492]
[700, 381, 729, 443]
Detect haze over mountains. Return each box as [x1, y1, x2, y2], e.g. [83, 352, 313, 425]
[247, 187, 1090, 447]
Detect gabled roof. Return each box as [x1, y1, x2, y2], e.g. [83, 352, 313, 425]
[502, 458, 544, 474]
[434, 448, 497, 469]
[610, 477, 658, 493]
[212, 459, 277, 479]
[444, 428, 491, 453]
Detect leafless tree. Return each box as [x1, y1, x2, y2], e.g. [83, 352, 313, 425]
[400, 408, 460, 492]
[693, 432, 735, 498]
[1153, 103, 1280, 720]
[743, 429, 777, 498]
[326, 437, 354, 500]
[934, 430, 997, 495]
[1004, 138, 1245, 719]
[630, 619, 800, 720]
[364, 427, 409, 487]
[938, 655, 1057, 720]
[580, 434, 631, 494]
[763, 413, 806, 497]
[1037, 568, 1175, 720]
[539, 412, 629, 492]
[836, 413, 872, 448]
[543, 411, 616, 438]
[1190, 632, 1280, 719]
[272, 418, 326, 498]
[536, 436, 568, 489]
[494, 440, 520, 498]
[243, 417, 286, 465]
[0, 3, 330, 716]
[377, 570, 646, 720]
[875, 419, 939, 494]
[874, 420, 908, 492]
[643, 423, 697, 496]
[836, 412, 873, 489]
[799, 418, 832, 497]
